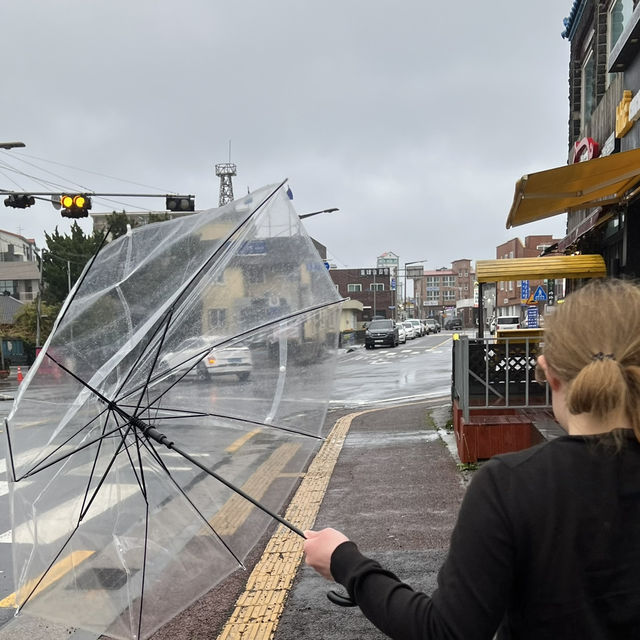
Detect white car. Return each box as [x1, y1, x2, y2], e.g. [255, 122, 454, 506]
[494, 316, 521, 332]
[397, 323, 407, 344]
[408, 319, 424, 337]
[160, 337, 252, 382]
[402, 321, 416, 339]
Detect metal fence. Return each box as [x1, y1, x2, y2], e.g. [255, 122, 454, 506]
[453, 334, 551, 422]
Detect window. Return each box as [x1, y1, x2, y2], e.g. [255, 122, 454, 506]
[0, 280, 17, 296]
[426, 276, 440, 285]
[443, 291, 456, 302]
[370, 283, 384, 291]
[582, 49, 595, 122]
[208, 308, 226, 329]
[608, 0, 633, 86]
[245, 266, 265, 284]
[442, 276, 455, 287]
[347, 283, 362, 292]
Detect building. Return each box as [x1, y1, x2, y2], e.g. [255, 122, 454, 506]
[0, 230, 39, 303]
[494, 235, 564, 318]
[421, 259, 475, 325]
[506, 3, 640, 283]
[329, 268, 394, 323]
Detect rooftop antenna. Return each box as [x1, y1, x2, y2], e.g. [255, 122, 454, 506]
[215, 139, 236, 206]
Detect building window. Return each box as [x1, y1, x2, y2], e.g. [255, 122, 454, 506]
[0, 280, 17, 297]
[608, 0, 633, 86]
[581, 49, 595, 122]
[442, 276, 455, 287]
[443, 291, 456, 302]
[426, 276, 440, 285]
[347, 283, 362, 292]
[370, 283, 384, 291]
[208, 308, 226, 329]
[245, 266, 265, 284]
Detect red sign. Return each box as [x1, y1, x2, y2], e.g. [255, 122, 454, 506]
[572, 137, 600, 163]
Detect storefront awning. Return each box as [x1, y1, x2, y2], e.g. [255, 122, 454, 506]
[476, 255, 607, 283]
[506, 148, 640, 229]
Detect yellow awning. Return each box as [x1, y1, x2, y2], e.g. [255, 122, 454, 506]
[506, 148, 640, 228]
[476, 255, 607, 283]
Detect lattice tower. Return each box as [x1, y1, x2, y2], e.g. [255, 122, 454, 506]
[215, 163, 237, 206]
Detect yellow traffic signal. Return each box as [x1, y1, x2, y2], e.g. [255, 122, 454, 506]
[60, 194, 92, 218]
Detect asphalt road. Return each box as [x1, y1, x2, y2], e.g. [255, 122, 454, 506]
[0, 331, 461, 637]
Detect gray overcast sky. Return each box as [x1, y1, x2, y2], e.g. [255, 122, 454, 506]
[1, 0, 571, 269]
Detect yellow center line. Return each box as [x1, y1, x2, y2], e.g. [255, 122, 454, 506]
[0, 550, 95, 609]
[226, 428, 262, 454]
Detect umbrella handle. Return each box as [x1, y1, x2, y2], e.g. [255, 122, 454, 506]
[326, 589, 357, 607]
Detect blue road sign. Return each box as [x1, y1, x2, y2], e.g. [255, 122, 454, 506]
[533, 285, 547, 302]
[323, 261, 330, 270]
[527, 306, 539, 328]
[521, 280, 530, 301]
[391, 277, 396, 290]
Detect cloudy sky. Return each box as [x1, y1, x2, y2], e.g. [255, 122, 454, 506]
[1, 0, 572, 270]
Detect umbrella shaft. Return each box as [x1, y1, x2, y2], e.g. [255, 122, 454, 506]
[129, 414, 305, 538]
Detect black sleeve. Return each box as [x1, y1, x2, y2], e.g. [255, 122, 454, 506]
[330, 461, 516, 640]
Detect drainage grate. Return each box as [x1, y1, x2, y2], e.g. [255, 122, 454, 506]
[71, 567, 139, 590]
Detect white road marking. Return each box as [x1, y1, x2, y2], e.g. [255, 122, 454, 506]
[0, 483, 139, 544]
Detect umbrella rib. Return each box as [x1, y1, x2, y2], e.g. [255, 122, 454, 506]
[136, 435, 246, 569]
[127, 404, 324, 441]
[4, 418, 17, 482]
[130, 415, 305, 538]
[121, 296, 347, 405]
[16, 524, 81, 613]
[137, 504, 150, 640]
[108, 181, 286, 404]
[20, 423, 131, 480]
[17, 404, 112, 479]
[79, 424, 135, 522]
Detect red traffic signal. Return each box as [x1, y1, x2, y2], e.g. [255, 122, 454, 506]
[61, 194, 92, 218]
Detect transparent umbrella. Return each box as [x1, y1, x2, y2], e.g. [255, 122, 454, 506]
[4, 182, 343, 639]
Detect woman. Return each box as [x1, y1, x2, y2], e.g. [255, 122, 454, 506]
[304, 279, 640, 639]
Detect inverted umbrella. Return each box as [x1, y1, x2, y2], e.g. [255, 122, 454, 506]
[4, 183, 344, 639]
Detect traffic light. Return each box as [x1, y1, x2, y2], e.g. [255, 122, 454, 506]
[60, 194, 92, 218]
[4, 194, 35, 209]
[166, 195, 195, 212]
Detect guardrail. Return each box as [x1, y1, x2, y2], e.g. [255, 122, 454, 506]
[452, 334, 551, 422]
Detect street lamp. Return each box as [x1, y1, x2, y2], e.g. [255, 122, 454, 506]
[403, 260, 428, 320]
[298, 207, 339, 220]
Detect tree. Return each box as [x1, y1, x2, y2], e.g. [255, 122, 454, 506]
[8, 300, 60, 349]
[42, 223, 104, 305]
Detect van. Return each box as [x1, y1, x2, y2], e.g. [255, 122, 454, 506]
[495, 315, 521, 331]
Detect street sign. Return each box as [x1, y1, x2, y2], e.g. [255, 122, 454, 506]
[532, 285, 547, 302]
[391, 277, 396, 290]
[527, 306, 539, 328]
[547, 279, 555, 305]
[323, 261, 330, 270]
[520, 280, 530, 302]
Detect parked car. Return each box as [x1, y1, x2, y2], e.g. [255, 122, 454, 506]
[445, 318, 463, 330]
[160, 337, 253, 382]
[424, 318, 439, 334]
[402, 320, 416, 339]
[494, 315, 521, 332]
[408, 319, 424, 337]
[365, 319, 399, 349]
[397, 323, 407, 344]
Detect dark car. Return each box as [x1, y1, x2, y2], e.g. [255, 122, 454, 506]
[365, 319, 399, 349]
[445, 318, 463, 330]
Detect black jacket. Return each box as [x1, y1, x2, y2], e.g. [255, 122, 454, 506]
[331, 430, 640, 639]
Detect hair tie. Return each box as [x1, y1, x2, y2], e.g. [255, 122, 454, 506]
[591, 352, 616, 361]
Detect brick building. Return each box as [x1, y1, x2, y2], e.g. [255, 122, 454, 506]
[329, 267, 394, 323]
[420, 258, 475, 326]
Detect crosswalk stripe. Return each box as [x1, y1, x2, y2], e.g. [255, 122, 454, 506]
[0, 483, 139, 544]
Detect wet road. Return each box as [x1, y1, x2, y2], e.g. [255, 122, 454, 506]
[331, 330, 461, 409]
[0, 330, 461, 631]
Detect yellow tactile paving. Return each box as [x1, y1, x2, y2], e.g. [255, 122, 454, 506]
[216, 410, 370, 640]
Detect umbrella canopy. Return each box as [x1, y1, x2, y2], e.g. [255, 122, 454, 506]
[4, 183, 343, 639]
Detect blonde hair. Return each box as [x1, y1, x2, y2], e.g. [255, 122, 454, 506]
[542, 278, 640, 441]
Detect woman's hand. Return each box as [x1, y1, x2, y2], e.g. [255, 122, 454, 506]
[303, 528, 350, 580]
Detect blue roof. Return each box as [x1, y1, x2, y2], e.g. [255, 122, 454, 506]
[562, 0, 585, 40]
